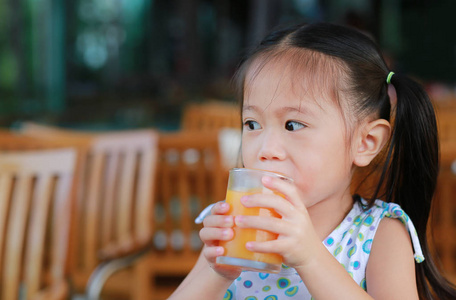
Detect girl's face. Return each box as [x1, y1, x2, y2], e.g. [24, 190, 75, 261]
[241, 60, 357, 209]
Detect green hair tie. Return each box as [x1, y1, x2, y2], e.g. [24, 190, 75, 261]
[386, 71, 395, 84]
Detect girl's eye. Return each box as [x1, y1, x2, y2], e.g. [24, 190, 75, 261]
[244, 120, 261, 130]
[285, 121, 305, 131]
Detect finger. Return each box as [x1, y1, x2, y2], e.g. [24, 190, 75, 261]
[211, 201, 230, 215]
[203, 214, 234, 228]
[199, 227, 234, 243]
[262, 176, 306, 210]
[245, 239, 284, 254]
[240, 193, 295, 217]
[234, 215, 289, 235]
[202, 245, 225, 260]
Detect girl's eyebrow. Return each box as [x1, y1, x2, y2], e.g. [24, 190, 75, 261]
[242, 105, 314, 117]
[242, 105, 259, 113]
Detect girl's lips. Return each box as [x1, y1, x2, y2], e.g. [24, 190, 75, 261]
[257, 169, 293, 182]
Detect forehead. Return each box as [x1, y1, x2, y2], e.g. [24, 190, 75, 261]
[243, 49, 347, 111]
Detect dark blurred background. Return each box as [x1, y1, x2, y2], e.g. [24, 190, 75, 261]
[1, 0, 455, 131]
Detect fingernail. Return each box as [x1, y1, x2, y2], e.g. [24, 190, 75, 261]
[222, 229, 230, 237]
[216, 247, 224, 255]
[220, 202, 229, 209]
[240, 195, 249, 203]
[245, 242, 254, 250]
[235, 215, 243, 225]
[262, 176, 273, 184]
[224, 216, 233, 225]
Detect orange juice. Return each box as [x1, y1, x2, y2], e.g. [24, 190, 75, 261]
[217, 189, 283, 272]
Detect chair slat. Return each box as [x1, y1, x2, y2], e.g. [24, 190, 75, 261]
[135, 150, 156, 243]
[24, 176, 53, 299]
[3, 175, 32, 300]
[0, 174, 12, 276]
[117, 150, 136, 249]
[101, 152, 119, 246]
[84, 152, 104, 268]
[51, 171, 75, 279]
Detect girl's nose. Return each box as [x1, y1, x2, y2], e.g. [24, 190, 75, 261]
[258, 132, 286, 161]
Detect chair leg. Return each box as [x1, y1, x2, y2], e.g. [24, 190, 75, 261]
[86, 247, 153, 300]
[132, 254, 154, 300]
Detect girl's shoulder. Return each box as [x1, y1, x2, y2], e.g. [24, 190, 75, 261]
[347, 199, 424, 263]
[321, 198, 424, 290]
[364, 201, 423, 297]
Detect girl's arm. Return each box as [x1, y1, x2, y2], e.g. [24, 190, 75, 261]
[170, 201, 241, 299]
[168, 250, 233, 300]
[365, 217, 419, 299]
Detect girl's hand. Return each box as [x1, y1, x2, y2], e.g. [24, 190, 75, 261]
[235, 176, 321, 269]
[199, 201, 242, 280]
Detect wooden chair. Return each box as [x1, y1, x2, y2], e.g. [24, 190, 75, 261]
[181, 100, 241, 131]
[19, 123, 159, 298]
[430, 107, 456, 282]
[89, 130, 228, 300]
[0, 148, 77, 300]
[149, 130, 227, 299]
[0, 128, 66, 150]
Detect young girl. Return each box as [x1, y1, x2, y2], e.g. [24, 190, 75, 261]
[170, 22, 456, 299]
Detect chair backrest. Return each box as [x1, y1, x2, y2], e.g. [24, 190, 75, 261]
[436, 107, 456, 164]
[19, 123, 159, 287]
[0, 148, 76, 300]
[181, 100, 241, 131]
[153, 130, 227, 257]
[431, 105, 456, 280]
[80, 130, 158, 267]
[0, 129, 66, 150]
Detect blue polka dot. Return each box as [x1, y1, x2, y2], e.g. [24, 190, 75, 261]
[325, 237, 334, 246]
[277, 278, 290, 289]
[265, 296, 278, 300]
[363, 215, 374, 226]
[223, 289, 233, 300]
[351, 260, 361, 270]
[244, 280, 253, 288]
[285, 286, 299, 296]
[360, 278, 367, 290]
[357, 232, 364, 241]
[363, 239, 373, 254]
[354, 216, 362, 226]
[348, 245, 357, 258]
[259, 273, 269, 280]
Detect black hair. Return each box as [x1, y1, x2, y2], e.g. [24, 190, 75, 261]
[234, 22, 456, 299]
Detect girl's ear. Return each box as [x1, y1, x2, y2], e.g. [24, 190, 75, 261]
[353, 119, 391, 167]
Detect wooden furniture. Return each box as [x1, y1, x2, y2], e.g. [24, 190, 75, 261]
[431, 106, 456, 282]
[181, 100, 241, 131]
[19, 123, 159, 299]
[0, 148, 77, 300]
[0, 128, 65, 150]
[89, 130, 228, 300]
[149, 130, 227, 299]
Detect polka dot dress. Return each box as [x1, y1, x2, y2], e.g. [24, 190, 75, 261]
[223, 199, 424, 299]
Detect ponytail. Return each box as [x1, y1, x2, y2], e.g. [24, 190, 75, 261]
[373, 73, 456, 299]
